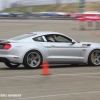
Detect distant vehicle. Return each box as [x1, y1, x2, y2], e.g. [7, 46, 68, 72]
[83, 11, 100, 15]
[0, 12, 11, 17]
[65, 12, 81, 18]
[0, 31, 100, 69]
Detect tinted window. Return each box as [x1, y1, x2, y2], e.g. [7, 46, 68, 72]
[54, 35, 71, 42]
[45, 34, 71, 43]
[45, 35, 56, 42]
[33, 36, 44, 42]
[10, 34, 36, 40]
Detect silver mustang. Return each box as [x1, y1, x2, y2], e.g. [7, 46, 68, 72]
[0, 31, 100, 69]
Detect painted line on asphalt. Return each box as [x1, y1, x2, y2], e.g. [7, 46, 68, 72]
[0, 81, 84, 89]
[9, 90, 100, 100]
[0, 72, 100, 79]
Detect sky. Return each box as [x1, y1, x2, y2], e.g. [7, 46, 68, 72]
[0, 0, 100, 11]
[0, 0, 16, 11]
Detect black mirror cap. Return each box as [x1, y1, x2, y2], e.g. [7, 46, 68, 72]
[72, 41, 76, 44]
[71, 40, 76, 44]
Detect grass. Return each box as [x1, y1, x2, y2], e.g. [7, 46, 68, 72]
[2, 2, 100, 12]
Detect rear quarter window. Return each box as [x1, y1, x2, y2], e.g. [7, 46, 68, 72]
[33, 36, 44, 42]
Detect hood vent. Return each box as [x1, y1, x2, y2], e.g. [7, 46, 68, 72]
[82, 44, 91, 47]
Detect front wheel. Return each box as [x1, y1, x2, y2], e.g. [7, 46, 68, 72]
[23, 50, 42, 69]
[4, 62, 20, 68]
[88, 49, 100, 66]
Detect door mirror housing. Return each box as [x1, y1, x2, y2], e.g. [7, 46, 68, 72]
[71, 40, 76, 44]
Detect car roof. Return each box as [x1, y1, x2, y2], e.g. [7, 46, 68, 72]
[30, 31, 63, 36]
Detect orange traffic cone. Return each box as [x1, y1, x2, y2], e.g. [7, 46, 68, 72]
[42, 61, 50, 75]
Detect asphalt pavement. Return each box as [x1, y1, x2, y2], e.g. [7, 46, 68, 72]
[0, 19, 100, 100]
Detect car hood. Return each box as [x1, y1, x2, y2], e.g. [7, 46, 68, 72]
[80, 41, 99, 44]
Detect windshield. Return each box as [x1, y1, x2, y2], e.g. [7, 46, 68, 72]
[9, 33, 36, 40]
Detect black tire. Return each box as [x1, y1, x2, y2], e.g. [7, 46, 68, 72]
[23, 50, 42, 69]
[88, 49, 100, 66]
[4, 62, 20, 68]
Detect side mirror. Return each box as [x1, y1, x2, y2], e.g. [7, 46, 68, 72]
[71, 40, 76, 44]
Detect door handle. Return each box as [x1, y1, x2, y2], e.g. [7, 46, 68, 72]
[45, 45, 56, 48]
[51, 45, 56, 48]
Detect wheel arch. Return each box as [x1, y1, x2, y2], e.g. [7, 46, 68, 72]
[22, 49, 43, 63]
[87, 48, 100, 64]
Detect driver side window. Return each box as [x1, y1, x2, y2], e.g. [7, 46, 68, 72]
[54, 35, 72, 43]
[45, 34, 72, 43]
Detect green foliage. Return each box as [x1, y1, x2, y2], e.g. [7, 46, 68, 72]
[2, 2, 100, 12]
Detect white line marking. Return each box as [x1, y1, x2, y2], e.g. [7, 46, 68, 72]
[0, 72, 100, 79]
[9, 90, 100, 100]
[0, 75, 42, 79]
[0, 81, 84, 89]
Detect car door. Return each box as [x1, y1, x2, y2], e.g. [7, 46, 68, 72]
[33, 36, 52, 62]
[45, 34, 82, 63]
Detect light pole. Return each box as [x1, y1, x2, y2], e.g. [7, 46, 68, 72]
[56, 0, 61, 5]
[79, 0, 85, 13]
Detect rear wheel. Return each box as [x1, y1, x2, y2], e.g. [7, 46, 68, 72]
[23, 50, 42, 69]
[88, 49, 100, 66]
[4, 62, 20, 68]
